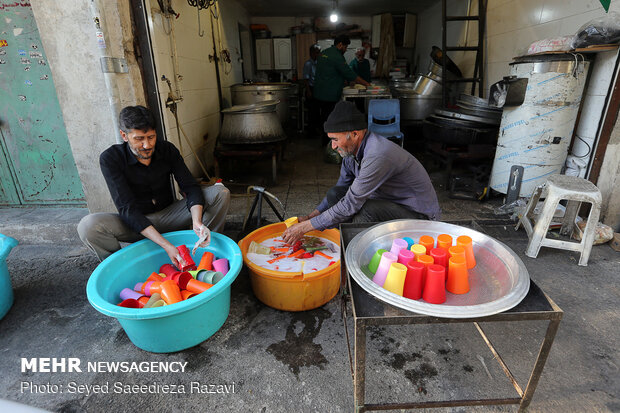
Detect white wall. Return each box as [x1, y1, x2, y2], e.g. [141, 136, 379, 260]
[146, 0, 248, 174]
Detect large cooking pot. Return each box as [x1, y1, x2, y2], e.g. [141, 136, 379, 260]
[394, 93, 443, 121]
[218, 100, 286, 144]
[231, 83, 291, 123]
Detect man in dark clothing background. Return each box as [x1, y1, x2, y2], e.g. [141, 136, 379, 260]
[77, 105, 230, 265]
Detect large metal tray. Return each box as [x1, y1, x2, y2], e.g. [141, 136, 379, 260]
[345, 220, 530, 318]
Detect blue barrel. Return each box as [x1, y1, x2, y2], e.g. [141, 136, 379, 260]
[0, 234, 18, 320]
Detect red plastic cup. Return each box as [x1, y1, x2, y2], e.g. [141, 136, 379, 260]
[137, 296, 149, 308]
[430, 248, 448, 268]
[422, 264, 446, 304]
[172, 271, 193, 290]
[159, 264, 179, 277]
[397, 249, 415, 266]
[118, 298, 140, 308]
[177, 245, 197, 271]
[418, 235, 435, 254]
[403, 261, 425, 300]
[456, 235, 476, 269]
[197, 251, 214, 271]
[437, 234, 453, 251]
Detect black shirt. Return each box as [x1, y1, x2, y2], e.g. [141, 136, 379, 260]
[100, 140, 204, 233]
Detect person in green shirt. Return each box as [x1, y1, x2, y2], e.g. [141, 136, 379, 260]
[349, 48, 371, 83]
[313, 35, 370, 144]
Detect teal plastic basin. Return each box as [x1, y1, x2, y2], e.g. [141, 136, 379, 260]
[0, 234, 18, 321]
[86, 230, 242, 353]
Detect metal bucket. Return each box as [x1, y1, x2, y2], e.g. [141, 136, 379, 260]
[231, 83, 291, 123]
[218, 100, 286, 144]
[490, 57, 590, 196]
[395, 93, 442, 121]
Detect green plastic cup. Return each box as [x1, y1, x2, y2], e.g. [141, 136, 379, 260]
[368, 249, 388, 274]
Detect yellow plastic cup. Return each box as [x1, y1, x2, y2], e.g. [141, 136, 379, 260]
[284, 217, 299, 228]
[383, 263, 407, 296]
[410, 244, 426, 259]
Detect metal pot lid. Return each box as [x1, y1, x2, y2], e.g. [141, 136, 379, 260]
[454, 106, 503, 121]
[345, 220, 530, 318]
[435, 109, 500, 125]
[221, 100, 280, 114]
[427, 115, 491, 129]
[459, 94, 493, 108]
[232, 82, 292, 91]
[457, 100, 503, 113]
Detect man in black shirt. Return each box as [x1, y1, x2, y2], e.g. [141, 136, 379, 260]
[77, 105, 230, 265]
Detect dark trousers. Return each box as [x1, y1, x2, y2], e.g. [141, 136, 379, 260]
[326, 185, 429, 223]
[317, 99, 337, 145]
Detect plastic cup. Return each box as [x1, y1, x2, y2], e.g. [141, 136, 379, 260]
[133, 282, 144, 292]
[118, 299, 140, 308]
[403, 261, 425, 300]
[197, 251, 214, 271]
[120, 288, 142, 301]
[368, 249, 388, 274]
[140, 281, 155, 296]
[383, 263, 407, 296]
[430, 248, 448, 268]
[397, 249, 415, 266]
[172, 271, 193, 289]
[212, 258, 229, 275]
[186, 278, 214, 294]
[389, 238, 408, 256]
[159, 264, 179, 277]
[419, 235, 435, 253]
[448, 245, 466, 262]
[143, 293, 163, 308]
[372, 252, 397, 287]
[177, 245, 197, 271]
[410, 244, 426, 259]
[181, 290, 196, 300]
[137, 296, 149, 308]
[402, 237, 415, 249]
[188, 269, 200, 279]
[146, 272, 163, 283]
[422, 264, 446, 304]
[199, 270, 224, 284]
[284, 217, 299, 228]
[456, 235, 476, 269]
[417, 255, 434, 286]
[446, 256, 469, 294]
[160, 280, 182, 304]
[437, 234, 453, 251]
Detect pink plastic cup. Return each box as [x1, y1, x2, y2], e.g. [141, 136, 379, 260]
[389, 238, 408, 256]
[212, 258, 229, 276]
[120, 288, 142, 301]
[397, 249, 415, 266]
[372, 252, 397, 287]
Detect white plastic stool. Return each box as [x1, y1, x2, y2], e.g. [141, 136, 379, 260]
[516, 174, 602, 266]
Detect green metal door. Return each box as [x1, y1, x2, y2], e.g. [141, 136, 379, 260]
[0, 2, 85, 206]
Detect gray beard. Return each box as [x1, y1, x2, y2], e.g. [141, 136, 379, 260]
[130, 146, 154, 160]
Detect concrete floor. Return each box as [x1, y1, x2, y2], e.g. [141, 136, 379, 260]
[1, 137, 619, 412]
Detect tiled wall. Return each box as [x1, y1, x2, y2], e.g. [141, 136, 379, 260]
[146, 0, 248, 175]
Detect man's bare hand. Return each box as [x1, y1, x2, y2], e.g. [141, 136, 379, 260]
[298, 209, 320, 223]
[282, 220, 314, 245]
[163, 243, 181, 268]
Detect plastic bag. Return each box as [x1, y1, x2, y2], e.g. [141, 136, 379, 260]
[527, 36, 573, 55]
[571, 12, 620, 49]
[572, 219, 614, 245]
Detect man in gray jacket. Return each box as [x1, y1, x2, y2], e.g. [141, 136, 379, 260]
[283, 101, 440, 244]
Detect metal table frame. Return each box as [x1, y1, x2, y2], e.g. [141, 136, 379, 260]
[339, 223, 563, 412]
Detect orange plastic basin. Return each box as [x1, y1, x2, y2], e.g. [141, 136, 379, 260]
[238, 222, 341, 311]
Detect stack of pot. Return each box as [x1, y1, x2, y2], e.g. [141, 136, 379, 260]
[389, 61, 446, 122]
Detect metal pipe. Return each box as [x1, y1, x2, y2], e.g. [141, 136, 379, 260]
[89, 0, 122, 143]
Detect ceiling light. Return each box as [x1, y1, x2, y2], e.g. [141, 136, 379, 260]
[330, 12, 338, 23]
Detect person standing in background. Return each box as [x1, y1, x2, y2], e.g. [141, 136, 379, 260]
[349, 47, 371, 83]
[303, 44, 321, 137]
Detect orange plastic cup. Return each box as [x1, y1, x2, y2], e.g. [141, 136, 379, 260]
[446, 256, 469, 294]
[186, 278, 214, 294]
[146, 272, 163, 283]
[417, 254, 434, 286]
[419, 235, 435, 253]
[456, 235, 476, 269]
[181, 290, 196, 300]
[383, 263, 407, 296]
[437, 234, 453, 251]
[448, 245, 466, 262]
[197, 251, 214, 271]
[137, 296, 149, 308]
[146, 281, 161, 296]
[410, 244, 426, 259]
[160, 280, 182, 304]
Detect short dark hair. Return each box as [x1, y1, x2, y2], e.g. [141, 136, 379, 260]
[119, 105, 155, 133]
[309, 44, 320, 54]
[334, 35, 350, 46]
